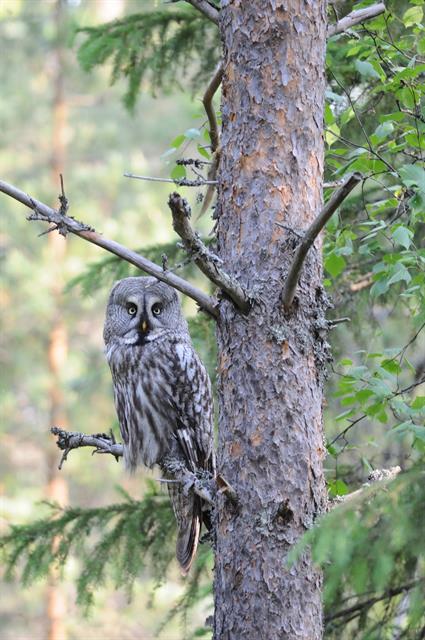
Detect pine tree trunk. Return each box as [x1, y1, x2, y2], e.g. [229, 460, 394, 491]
[214, 2, 329, 638]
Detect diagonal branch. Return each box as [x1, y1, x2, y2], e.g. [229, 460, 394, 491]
[185, 0, 219, 25]
[168, 192, 252, 313]
[0, 178, 218, 318]
[328, 3, 386, 38]
[325, 580, 422, 625]
[282, 172, 362, 311]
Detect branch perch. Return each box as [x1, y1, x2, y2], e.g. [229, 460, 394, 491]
[168, 192, 252, 313]
[328, 3, 386, 38]
[50, 426, 123, 468]
[282, 172, 362, 311]
[0, 178, 218, 318]
[50, 427, 230, 505]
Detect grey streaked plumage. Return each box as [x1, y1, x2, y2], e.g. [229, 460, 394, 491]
[103, 276, 214, 573]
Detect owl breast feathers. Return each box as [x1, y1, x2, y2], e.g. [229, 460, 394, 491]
[103, 276, 215, 573]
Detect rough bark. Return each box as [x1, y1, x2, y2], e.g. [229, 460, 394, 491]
[214, 2, 329, 639]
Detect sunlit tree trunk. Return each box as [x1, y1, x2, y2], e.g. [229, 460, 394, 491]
[46, 2, 68, 639]
[214, 2, 329, 638]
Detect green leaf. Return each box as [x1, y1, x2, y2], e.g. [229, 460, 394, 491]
[381, 359, 402, 375]
[373, 121, 394, 140]
[197, 145, 210, 159]
[387, 264, 411, 286]
[392, 422, 425, 442]
[170, 134, 185, 149]
[391, 225, 413, 249]
[411, 396, 425, 410]
[325, 122, 340, 147]
[356, 389, 375, 403]
[403, 5, 423, 27]
[328, 479, 349, 497]
[324, 103, 335, 126]
[170, 164, 186, 180]
[325, 253, 346, 277]
[399, 164, 425, 192]
[355, 59, 381, 80]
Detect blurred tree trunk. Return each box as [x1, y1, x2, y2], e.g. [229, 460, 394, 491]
[46, 2, 69, 639]
[214, 2, 328, 638]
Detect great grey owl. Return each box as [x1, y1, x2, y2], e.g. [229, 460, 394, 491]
[103, 276, 214, 574]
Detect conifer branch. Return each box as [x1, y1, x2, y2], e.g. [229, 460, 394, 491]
[282, 173, 362, 311]
[0, 178, 218, 318]
[185, 0, 219, 25]
[168, 192, 252, 313]
[327, 3, 386, 38]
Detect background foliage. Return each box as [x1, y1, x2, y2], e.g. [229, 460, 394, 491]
[0, 0, 424, 639]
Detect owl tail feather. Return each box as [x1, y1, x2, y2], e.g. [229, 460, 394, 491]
[176, 496, 202, 576]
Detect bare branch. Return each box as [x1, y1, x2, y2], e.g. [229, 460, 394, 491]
[168, 192, 252, 313]
[350, 273, 373, 292]
[328, 3, 386, 37]
[0, 178, 218, 318]
[50, 426, 221, 505]
[203, 62, 224, 153]
[332, 466, 401, 506]
[325, 580, 422, 626]
[50, 426, 123, 469]
[124, 172, 217, 186]
[282, 172, 362, 311]
[186, 0, 219, 25]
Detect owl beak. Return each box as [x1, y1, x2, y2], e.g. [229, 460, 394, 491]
[140, 318, 149, 333]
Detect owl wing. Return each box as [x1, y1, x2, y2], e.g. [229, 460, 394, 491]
[167, 340, 214, 474]
[163, 340, 214, 574]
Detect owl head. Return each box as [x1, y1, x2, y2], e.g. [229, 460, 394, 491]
[103, 276, 188, 346]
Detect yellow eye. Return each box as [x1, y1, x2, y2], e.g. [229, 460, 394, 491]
[151, 303, 162, 316]
[127, 304, 137, 316]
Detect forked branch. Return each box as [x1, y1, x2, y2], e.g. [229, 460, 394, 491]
[0, 179, 218, 318]
[50, 426, 227, 505]
[168, 192, 252, 313]
[328, 3, 386, 38]
[282, 172, 362, 311]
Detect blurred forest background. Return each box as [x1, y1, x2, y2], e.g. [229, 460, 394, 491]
[0, 0, 424, 639]
[0, 1, 215, 638]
